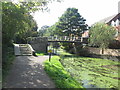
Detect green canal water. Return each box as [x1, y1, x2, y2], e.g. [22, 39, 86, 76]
[60, 56, 120, 89]
[50, 47, 120, 89]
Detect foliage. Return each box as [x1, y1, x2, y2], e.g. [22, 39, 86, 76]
[47, 25, 58, 36]
[89, 23, 116, 49]
[38, 25, 58, 37]
[38, 25, 49, 36]
[60, 43, 73, 52]
[57, 47, 73, 56]
[45, 7, 88, 37]
[35, 52, 48, 56]
[47, 8, 88, 52]
[74, 44, 90, 56]
[47, 23, 62, 36]
[52, 42, 60, 49]
[2, 44, 15, 81]
[2, 2, 25, 44]
[44, 56, 84, 89]
[2, 2, 38, 44]
[109, 40, 120, 49]
[61, 56, 120, 89]
[54, 8, 88, 37]
[2, 0, 63, 44]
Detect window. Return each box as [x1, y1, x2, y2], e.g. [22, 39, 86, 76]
[111, 21, 115, 26]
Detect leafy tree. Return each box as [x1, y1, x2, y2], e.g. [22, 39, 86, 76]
[2, 0, 62, 44]
[2, 2, 25, 44]
[46, 24, 60, 36]
[89, 23, 116, 54]
[39, 25, 49, 36]
[39, 25, 58, 37]
[55, 8, 88, 37]
[49, 8, 88, 53]
[14, 15, 38, 43]
[2, 2, 39, 44]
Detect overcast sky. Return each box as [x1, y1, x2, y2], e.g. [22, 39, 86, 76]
[32, 0, 120, 29]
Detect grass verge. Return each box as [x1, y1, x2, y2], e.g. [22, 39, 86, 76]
[44, 56, 85, 89]
[36, 52, 48, 56]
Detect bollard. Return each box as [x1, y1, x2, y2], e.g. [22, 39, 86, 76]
[48, 49, 52, 62]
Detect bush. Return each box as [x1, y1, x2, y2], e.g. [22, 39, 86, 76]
[2, 44, 15, 81]
[109, 40, 120, 49]
[61, 43, 73, 52]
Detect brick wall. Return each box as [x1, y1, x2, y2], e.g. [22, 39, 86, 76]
[86, 46, 120, 56]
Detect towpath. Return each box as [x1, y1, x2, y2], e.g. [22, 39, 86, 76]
[3, 56, 55, 88]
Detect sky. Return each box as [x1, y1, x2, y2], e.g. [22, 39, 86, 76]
[32, 0, 120, 29]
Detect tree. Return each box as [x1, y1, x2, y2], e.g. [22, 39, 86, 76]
[39, 25, 49, 36]
[2, 0, 62, 44]
[55, 8, 88, 37]
[89, 23, 116, 54]
[50, 8, 88, 53]
[2, 2, 39, 44]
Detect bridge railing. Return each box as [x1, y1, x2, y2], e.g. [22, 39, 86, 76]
[48, 36, 83, 41]
[27, 36, 88, 44]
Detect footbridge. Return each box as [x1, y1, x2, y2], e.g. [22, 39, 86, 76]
[48, 36, 88, 43]
[27, 36, 88, 53]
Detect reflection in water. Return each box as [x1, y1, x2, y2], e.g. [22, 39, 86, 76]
[81, 70, 98, 88]
[82, 80, 97, 88]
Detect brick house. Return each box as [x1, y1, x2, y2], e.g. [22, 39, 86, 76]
[98, 13, 120, 41]
[82, 30, 89, 38]
[82, 13, 120, 38]
[94, 13, 120, 48]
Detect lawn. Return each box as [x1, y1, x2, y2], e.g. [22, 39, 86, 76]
[60, 56, 120, 89]
[43, 56, 85, 89]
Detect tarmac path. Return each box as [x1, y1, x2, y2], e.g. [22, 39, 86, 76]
[3, 56, 55, 88]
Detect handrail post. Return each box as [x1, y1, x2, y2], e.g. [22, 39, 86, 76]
[81, 37, 83, 42]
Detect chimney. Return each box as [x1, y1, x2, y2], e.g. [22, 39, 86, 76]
[118, 1, 120, 13]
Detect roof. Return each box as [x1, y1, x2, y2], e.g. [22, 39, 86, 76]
[98, 14, 117, 24]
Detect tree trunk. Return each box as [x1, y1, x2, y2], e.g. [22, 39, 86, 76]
[101, 48, 104, 54]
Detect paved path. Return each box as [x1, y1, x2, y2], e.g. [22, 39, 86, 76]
[3, 56, 55, 88]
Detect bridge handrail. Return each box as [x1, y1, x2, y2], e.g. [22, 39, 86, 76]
[48, 36, 83, 41]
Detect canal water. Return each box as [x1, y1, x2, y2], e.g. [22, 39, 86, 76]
[48, 46, 119, 89]
[61, 56, 119, 89]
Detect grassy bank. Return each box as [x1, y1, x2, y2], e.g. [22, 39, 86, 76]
[44, 56, 84, 89]
[2, 45, 15, 81]
[61, 56, 120, 89]
[35, 51, 48, 56]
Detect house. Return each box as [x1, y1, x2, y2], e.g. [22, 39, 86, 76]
[84, 13, 120, 41]
[82, 13, 120, 38]
[82, 30, 89, 38]
[91, 13, 120, 48]
[97, 13, 120, 41]
[82, 24, 89, 38]
[98, 13, 120, 26]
